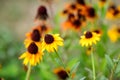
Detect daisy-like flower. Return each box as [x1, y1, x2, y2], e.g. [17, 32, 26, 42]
[53, 67, 75, 80]
[108, 25, 120, 42]
[98, 0, 107, 8]
[42, 34, 64, 52]
[92, 29, 103, 36]
[54, 67, 69, 80]
[19, 42, 44, 66]
[24, 29, 41, 48]
[35, 5, 48, 21]
[79, 31, 100, 47]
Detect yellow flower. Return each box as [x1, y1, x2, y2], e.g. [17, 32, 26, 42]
[92, 28, 103, 37]
[53, 67, 69, 80]
[24, 29, 41, 48]
[19, 42, 44, 66]
[108, 25, 120, 42]
[42, 34, 64, 52]
[98, 0, 107, 8]
[79, 31, 100, 47]
[53, 67, 75, 80]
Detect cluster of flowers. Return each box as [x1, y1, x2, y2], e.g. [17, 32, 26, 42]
[19, 5, 64, 66]
[62, 0, 97, 31]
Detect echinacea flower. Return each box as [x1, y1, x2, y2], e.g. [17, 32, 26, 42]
[42, 34, 64, 52]
[24, 29, 41, 48]
[79, 31, 100, 47]
[108, 25, 120, 42]
[19, 42, 44, 66]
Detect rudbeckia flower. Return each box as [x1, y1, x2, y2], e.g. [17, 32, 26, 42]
[19, 42, 44, 66]
[98, 0, 107, 8]
[106, 4, 120, 20]
[79, 31, 100, 47]
[85, 7, 97, 21]
[24, 29, 41, 48]
[108, 25, 120, 42]
[92, 29, 103, 36]
[54, 67, 69, 80]
[42, 34, 64, 52]
[35, 5, 48, 21]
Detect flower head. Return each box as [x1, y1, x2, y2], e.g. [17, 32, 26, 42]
[108, 25, 120, 42]
[35, 5, 48, 20]
[24, 29, 41, 48]
[42, 34, 64, 52]
[79, 31, 100, 47]
[19, 42, 44, 66]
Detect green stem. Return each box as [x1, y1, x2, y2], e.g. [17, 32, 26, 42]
[91, 51, 96, 80]
[54, 49, 72, 79]
[25, 64, 32, 80]
[109, 55, 120, 80]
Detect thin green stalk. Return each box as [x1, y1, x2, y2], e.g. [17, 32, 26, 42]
[25, 64, 32, 80]
[54, 49, 72, 79]
[109, 55, 120, 80]
[91, 51, 96, 80]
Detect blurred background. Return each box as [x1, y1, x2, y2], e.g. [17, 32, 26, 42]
[0, 0, 120, 80]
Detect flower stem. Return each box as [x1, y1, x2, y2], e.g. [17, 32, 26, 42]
[25, 64, 32, 80]
[91, 51, 96, 80]
[54, 49, 72, 79]
[109, 54, 120, 80]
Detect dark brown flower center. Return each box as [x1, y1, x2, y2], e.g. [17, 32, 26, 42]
[68, 13, 75, 21]
[109, 5, 116, 10]
[117, 28, 120, 33]
[85, 31, 93, 38]
[44, 34, 54, 44]
[36, 5, 48, 20]
[27, 42, 38, 54]
[87, 7, 96, 17]
[113, 9, 119, 15]
[31, 29, 41, 42]
[57, 70, 68, 80]
[41, 25, 47, 32]
[93, 30, 100, 34]
[73, 19, 81, 28]
[76, 0, 85, 5]
[63, 9, 68, 14]
[100, 0, 106, 2]
[70, 4, 76, 10]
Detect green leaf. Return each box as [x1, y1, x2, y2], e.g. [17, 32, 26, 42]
[105, 55, 114, 70]
[67, 58, 80, 73]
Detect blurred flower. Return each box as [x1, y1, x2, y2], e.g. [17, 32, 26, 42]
[76, 0, 86, 6]
[19, 42, 44, 66]
[0, 78, 4, 80]
[86, 47, 93, 55]
[98, 0, 107, 8]
[85, 7, 97, 21]
[108, 25, 120, 42]
[54, 67, 69, 80]
[24, 29, 41, 48]
[92, 28, 103, 36]
[106, 4, 120, 20]
[53, 67, 75, 80]
[79, 31, 100, 47]
[42, 34, 63, 52]
[35, 5, 48, 21]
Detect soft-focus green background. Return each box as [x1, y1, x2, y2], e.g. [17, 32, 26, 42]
[0, 0, 120, 80]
